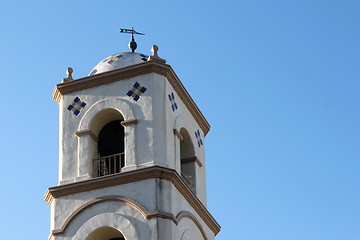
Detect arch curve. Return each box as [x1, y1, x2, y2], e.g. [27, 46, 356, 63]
[79, 98, 136, 134]
[177, 211, 207, 240]
[53, 196, 149, 237]
[76, 98, 137, 180]
[180, 229, 197, 240]
[73, 212, 140, 240]
[50, 198, 209, 240]
[86, 226, 125, 240]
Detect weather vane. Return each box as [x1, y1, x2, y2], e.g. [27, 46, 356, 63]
[120, 27, 145, 52]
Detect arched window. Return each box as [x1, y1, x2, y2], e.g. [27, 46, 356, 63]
[93, 120, 125, 177]
[98, 120, 124, 157]
[180, 128, 197, 193]
[87, 227, 125, 240]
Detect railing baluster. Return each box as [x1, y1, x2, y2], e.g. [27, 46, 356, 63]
[115, 155, 118, 174]
[110, 156, 112, 174]
[93, 153, 124, 177]
[98, 159, 100, 177]
[106, 156, 109, 175]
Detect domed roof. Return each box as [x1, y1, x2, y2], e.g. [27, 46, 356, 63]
[89, 52, 149, 76]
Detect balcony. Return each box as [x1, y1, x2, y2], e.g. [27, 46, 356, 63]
[93, 153, 124, 177]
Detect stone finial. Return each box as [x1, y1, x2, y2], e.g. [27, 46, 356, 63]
[148, 45, 166, 63]
[62, 67, 74, 83]
[151, 45, 159, 57]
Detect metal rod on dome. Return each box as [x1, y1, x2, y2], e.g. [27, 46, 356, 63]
[120, 27, 145, 52]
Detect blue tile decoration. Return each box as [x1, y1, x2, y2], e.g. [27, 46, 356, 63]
[195, 130, 203, 148]
[168, 92, 178, 111]
[89, 69, 97, 76]
[102, 53, 123, 64]
[67, 97, 86, 116]
[140, 54, 148, 61]
[127, 82, 147, 101]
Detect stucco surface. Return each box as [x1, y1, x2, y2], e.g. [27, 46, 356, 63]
[51, 67, 215, 239]
[88, 52, 149, 76]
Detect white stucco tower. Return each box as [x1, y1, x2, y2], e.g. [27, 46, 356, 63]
[45, 39, 220, 240]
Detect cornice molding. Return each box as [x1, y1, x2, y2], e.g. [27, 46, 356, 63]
[52, 61, 210, 135]
[181, 156, 203, 167]
[75, 129, 98, 142]
[121, 118, 138, 126]
[44, 166, 220, 236]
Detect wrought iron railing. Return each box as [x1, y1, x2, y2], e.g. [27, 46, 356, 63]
[93, 153, 124, 177]
[181, 173, 197, 194]
[181, 173, 192, 188]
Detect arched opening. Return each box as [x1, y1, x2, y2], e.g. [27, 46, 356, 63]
[180, 128, 197, 193]
[93, 119, 125, 177]
[87, 226, 125, 240]
[98, 120, 124, 157]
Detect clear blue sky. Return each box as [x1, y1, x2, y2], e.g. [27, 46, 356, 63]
[0, 1, 359, 239]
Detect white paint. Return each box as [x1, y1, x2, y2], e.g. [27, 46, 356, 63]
[74, 213, 140, 240]
[51, 60, 216, 239]
[88, 52, 148, 76]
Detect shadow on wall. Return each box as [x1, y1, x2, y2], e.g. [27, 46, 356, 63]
[86, 227, 125, 240]
[180, 128, 197, 193]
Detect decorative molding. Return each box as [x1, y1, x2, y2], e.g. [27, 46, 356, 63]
[146, 210, 176, 223]
[181, 156, 203, 167]
[173, 128, 184, 141]
[121, 118, 138, 126]
[44, 166, 220, 235]
[51, 196, 148, 236]
[52, 61, 210, 136]
[75, 129, 98, 142]
[48, 196, 208, 240]
[177, 211, 207, 240]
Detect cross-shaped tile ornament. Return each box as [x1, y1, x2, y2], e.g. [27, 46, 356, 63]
[168, 92, 178, 111]
[102, 53, 123, 64]
[67, 97, 86, 116]
[195, 130, 203, 148]
[127, 82, 147, 101]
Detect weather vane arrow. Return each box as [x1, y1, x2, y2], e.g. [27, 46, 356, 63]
[120, 28, 145, 35]
[120, 27, 145, 52]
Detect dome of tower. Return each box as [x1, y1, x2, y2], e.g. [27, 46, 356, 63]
[88, 52, 149, 76]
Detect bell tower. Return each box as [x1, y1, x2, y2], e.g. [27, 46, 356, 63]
[45, 33, 220, 240]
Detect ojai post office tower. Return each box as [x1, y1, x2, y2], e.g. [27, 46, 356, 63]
[45, 42, 220, 240]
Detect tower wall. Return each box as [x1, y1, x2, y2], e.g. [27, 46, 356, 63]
[164, 80, 207, 204]
[59, 73, 169, 184]
[46, 58, 220, 240]
[48, 174, 216, 240]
